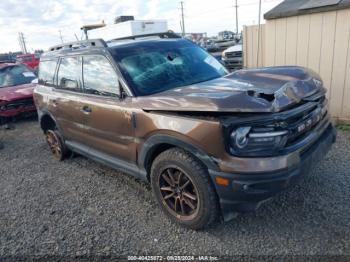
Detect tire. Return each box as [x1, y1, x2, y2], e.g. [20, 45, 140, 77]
[150, 148, 219, 230]
[45, 129, 69, 161]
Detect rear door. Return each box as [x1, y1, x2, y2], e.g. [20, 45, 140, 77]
[51, 56, 90, 144]
[80, 55, 136, 163]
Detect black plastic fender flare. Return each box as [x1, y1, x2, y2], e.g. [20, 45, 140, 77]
[37, 109, 64, 136]
[138, 134, 219, 174]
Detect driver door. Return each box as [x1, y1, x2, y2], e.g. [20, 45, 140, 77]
[79, 55, 136, 163]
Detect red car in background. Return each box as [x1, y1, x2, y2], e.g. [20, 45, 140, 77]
[16, 53, 40, 71]
[0, 63, 37, 123]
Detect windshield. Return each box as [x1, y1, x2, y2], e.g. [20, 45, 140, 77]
[111, 40, 228, 96]
[0, 65, 36, 88]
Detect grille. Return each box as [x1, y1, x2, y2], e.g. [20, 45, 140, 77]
[285, 99, 328, 146]
[2, 98, 34, 111]
[225, 51, 242, 58]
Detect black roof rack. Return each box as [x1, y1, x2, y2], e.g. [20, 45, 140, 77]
[46, 32, 181, 53]
[48, 39, 107, 51]
[107, 31, 181, 42]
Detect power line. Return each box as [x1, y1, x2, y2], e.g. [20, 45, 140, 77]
[59, 30, 64, 43]
[18, 32, 28, 54]
[234, 0, 239, 34]
[257, 0, 262, 67]
[186, 0, 281, 17]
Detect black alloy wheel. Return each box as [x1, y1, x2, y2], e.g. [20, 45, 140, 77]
[151, 148, 219, 230]
[158, 167, 200, 220]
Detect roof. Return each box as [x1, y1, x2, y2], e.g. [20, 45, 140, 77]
[0, 63, 16, 69]
[264, 0, 350, 20]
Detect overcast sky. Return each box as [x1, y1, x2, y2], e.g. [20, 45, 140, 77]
[0, 0, 283, 53]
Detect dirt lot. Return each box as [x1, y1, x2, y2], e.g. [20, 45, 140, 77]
[0, 118, 349, 258]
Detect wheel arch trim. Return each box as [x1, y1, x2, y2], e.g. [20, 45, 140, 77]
[38, 109, 63, 135]
[138, 134, 219, 174]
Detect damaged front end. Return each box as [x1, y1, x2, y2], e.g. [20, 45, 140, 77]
[221, 97, 329, 157]
[218, 67, 331, 158]
[204, 67, 336, 220]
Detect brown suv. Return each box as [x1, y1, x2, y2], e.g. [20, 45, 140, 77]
[33, 33, 336, 229]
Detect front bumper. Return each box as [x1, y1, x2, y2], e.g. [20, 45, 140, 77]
[209, 123, 336, 221]
[0, 105, 36, 118]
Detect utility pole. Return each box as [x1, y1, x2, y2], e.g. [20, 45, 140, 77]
[234, 0, 239, 35]
[180, 1, 185, 37]
[18, 32, 28, 54]
[59, 30, 64, 43]
[257, 0, 262, 67]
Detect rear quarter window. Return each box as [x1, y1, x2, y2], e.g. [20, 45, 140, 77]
[38, 60, 57, 86]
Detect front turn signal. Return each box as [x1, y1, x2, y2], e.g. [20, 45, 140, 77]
[215, 176, 230, 186]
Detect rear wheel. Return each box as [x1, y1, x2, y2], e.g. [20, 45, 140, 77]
[150, 148, 219, 230]
[45, 129, 68, 161]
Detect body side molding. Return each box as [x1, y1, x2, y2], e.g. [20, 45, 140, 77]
[66, 140, 148, 181]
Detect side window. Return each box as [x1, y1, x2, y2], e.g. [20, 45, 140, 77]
[38, 60, 57, 85]
[83, 55, 120, 97]
[57, 57, 81, 91]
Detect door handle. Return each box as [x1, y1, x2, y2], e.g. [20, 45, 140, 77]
[81, 105, 92, 114]
[52, 99, 58, 107]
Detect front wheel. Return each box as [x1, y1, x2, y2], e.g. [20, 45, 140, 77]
[150, 148, 219, 230]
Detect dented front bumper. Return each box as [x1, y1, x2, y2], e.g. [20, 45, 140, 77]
[209, 122, 336, 221]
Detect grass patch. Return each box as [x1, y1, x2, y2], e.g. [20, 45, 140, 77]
[336, 124, 350, 131]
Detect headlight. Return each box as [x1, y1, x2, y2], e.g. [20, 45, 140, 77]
[230, 126, 250, 148]
[229, 126, 288, 156]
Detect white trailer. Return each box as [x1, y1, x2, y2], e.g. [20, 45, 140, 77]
[88, 20, 168, 40]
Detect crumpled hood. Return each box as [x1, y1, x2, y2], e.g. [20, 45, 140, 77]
[0, 83, 35, 102]
[135, 66, 326, 113]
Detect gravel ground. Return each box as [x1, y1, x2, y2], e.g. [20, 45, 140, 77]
[0, 118, 349, 258]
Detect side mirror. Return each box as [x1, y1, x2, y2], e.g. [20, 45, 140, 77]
[31, 78, 38, 84]
[60, 77, 78, 89]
